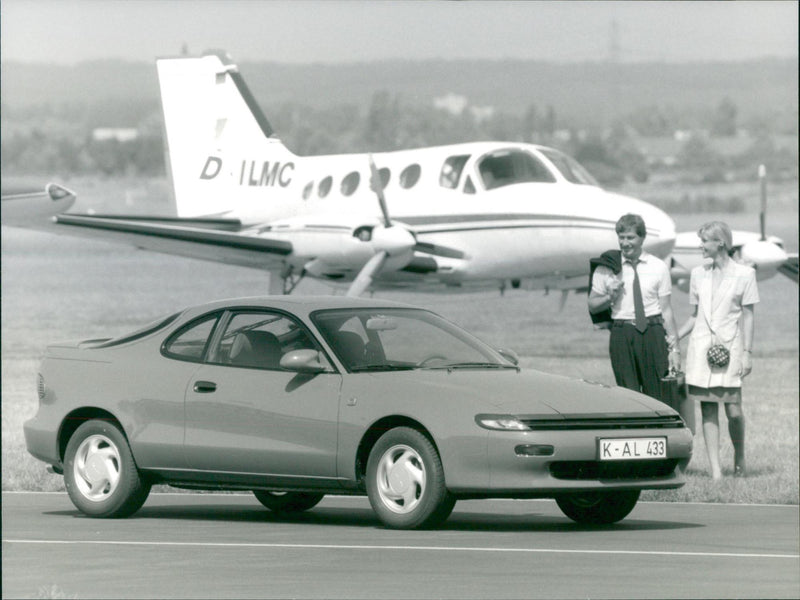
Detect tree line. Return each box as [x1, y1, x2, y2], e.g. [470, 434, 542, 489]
[1, 93, 796, 187]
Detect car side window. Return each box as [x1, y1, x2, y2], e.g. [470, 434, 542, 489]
[162, 313, 220, 362]
[212, 311, 317, 370]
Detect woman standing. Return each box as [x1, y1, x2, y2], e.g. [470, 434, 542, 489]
[677, 221, 758, 479]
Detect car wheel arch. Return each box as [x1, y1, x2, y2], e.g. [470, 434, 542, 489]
[58, 407, 125, 462]
[355, 416, 438, 484]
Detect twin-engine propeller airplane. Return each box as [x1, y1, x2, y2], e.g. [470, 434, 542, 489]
[1, 51, 795, 296]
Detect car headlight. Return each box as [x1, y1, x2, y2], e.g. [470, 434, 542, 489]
[475, 414, 528, 431]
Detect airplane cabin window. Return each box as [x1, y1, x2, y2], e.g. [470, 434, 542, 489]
[539, 149, 599, 186]
[440, 155, 470, 189]
[302, 181, 313, 200]
[341, 171, 360, 196]
[318, 176, 333, 198]
[478, 150, 556, 190]
[376, 167, 391, 190]
[399, 164, 421, 189]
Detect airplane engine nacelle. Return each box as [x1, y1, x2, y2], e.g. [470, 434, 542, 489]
[739, 240, 788, 279]
[278, 223, 416, 277]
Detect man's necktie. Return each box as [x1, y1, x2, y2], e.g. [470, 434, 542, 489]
[632, 261, 647, 332]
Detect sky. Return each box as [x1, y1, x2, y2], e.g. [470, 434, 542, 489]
[1, 0, 797, 65]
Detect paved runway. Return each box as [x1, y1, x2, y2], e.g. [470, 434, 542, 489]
[2, 492, 798, 599]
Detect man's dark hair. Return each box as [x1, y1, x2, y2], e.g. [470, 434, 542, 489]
[615, 213, 646, 238]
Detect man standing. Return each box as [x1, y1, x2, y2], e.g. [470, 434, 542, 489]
[589, 214, 680, 399]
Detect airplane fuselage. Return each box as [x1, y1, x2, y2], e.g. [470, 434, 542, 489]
[193, 141, 677, 290]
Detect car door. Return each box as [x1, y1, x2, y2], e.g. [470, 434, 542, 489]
[183, 309, 342, 482]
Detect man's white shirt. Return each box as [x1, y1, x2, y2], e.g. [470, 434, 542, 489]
[591, 251, 671, 320]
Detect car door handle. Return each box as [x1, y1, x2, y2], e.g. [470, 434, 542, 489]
[193, 380, 217, 393]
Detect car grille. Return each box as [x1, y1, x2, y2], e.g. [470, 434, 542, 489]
[520, 415, 684, 430]
[550, 459, 678, 480]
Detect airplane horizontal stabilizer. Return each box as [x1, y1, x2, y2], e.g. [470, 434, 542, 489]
[1, 184, 76, 225]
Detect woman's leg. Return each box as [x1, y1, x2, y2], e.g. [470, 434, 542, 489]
[701, 401, 722, 479]
[725, 403, 746, 476]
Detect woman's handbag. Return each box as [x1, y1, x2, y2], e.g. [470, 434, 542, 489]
[702, 304, 733, 369]
[706, 343, 730, 368]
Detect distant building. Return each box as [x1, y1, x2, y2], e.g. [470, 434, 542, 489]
[433, 94, 468, 116]
[469, 105, 495, 124]
[92, 128, 139, 142]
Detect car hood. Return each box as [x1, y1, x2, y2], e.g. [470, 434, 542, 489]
[363, 368, 673, 417]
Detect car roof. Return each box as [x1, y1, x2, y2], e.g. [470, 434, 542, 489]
[178, 295, 421, 321]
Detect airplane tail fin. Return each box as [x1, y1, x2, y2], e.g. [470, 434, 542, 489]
[156, 51, 294, 218]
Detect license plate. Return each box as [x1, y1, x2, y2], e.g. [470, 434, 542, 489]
[598, 437, 667, 460]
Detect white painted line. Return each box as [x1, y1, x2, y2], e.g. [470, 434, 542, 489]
[3, 539, 797, 560]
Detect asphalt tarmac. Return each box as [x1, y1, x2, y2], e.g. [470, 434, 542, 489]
[2, 492, 798, 599]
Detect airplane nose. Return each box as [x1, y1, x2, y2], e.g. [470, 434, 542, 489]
[638, 202, 676, 259]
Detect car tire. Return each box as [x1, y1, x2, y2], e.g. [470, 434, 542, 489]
[366, 427, 456, 529]
[555, 490, 640, 524]
[63, 419, 151, 518]
[252, 491, 325, 513]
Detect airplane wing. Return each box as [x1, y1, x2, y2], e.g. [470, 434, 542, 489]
[54, 213, 292, 269]
[2, 184, 292, 272]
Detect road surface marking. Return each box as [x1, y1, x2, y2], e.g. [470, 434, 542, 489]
[4, 539, 797, 559]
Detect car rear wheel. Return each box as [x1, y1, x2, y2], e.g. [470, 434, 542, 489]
[366, 427, 456, 529]
[555, 490, 640, 524]
[63, 419, 151, 518]
[252, 491, 325, 513]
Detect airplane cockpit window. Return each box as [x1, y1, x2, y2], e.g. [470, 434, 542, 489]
[539, 149, 599, 186]
[478, 150, 556, 190]
[463, 176, 476, 194]
[341, 171, 360, 196]
[318, 176, 333, 198]
[302, 181, 313, 200]
[440, 155, 470, 189]
[399, 164, 421, 189]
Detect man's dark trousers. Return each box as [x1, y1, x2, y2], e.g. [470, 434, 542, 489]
[609, 321, 669, 399]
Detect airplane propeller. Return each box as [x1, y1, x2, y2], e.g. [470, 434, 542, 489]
[737, 165, 797, 283]
[345, 155, 463, 296]
[759, 164, 767, 241]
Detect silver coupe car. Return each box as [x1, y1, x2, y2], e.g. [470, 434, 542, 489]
[25, 296, 692, 529]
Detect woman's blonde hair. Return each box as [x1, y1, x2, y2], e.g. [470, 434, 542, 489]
[698, 221, 733, 253]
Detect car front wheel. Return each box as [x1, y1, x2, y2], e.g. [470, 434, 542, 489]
[63, 419, 151, 518]
[253, 491, 324, 513]
[366, 427, 456, 529]
[555, 490, 640, 524]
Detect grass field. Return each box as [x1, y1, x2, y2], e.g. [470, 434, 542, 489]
[2, 204, 797, 504]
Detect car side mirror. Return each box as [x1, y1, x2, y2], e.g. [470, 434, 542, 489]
[279, 350, 329, 373]
[497, 348, 519, 366]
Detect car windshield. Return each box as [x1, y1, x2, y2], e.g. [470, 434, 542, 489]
[539, 148, 599, 186]
[311, 308, 514, 372]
